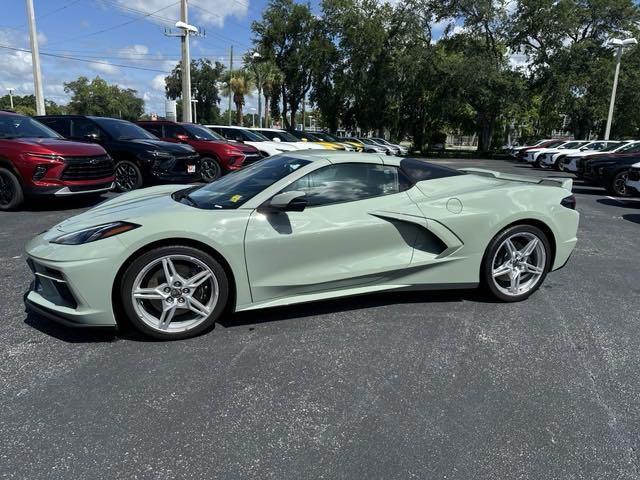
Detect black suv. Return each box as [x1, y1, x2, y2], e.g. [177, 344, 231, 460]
[36, 115, 201, 192]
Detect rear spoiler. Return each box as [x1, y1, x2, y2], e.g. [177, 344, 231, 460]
[460, 168, 573, 191]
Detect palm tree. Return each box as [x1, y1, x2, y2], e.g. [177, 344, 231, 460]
[222, 69, 254, 125]
[260, 63, 283, 128]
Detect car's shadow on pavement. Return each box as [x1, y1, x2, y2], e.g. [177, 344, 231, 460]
[623, 214, 640, 224]
[23, 288, 498, 343]
[597, 198, 640, 208]
[21, 195, 111, 212]
[222, 288, 497, 329]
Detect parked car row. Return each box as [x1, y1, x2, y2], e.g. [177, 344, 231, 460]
[0, 110, 410, 210]
[510, 138, 640, 197]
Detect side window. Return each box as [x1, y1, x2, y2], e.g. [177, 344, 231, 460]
[284, 163, 411, 207]
[72, 118, 101, 139]
[39, 118, 71, 138]
[142, 123, 163, 137]
[164, 124, 187, 139]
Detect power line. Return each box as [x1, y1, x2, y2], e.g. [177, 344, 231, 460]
[0, 0, 84, 31]
[46, 1, 180, 47]
[0, 44, 171, 73]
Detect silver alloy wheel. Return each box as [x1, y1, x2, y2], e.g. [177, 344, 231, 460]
[491, 232, 546, 297]
[131, 254, 219, 333]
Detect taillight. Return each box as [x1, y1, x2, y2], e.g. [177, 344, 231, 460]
[561, 195, 576, 210]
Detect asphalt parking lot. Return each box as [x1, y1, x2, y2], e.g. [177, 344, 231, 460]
[1, 158, 639, 480]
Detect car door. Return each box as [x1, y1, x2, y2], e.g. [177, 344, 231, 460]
[243, 160, 426, 302]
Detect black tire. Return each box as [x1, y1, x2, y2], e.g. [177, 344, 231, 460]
[200, 156, 222, 182]
[114, 160, 143, 192]
[482, 224, 552, 303]
[120, 245, 229, 340]
[555, 156, 566, 171]
[0, 167, 24, 211]
[607, 171, 631, 197]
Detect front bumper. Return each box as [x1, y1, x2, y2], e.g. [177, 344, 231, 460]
[27, 181, 114, 196]
[25, 234, 125, 327]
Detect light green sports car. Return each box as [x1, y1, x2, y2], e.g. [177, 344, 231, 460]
[25, 152, 579, 340]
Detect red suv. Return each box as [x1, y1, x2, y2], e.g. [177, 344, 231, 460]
[0, 111, 114, 211]
[137, 121, 262, 181]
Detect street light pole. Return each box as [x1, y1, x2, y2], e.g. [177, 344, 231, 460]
[8, 88, 14, 110]
[250, 52, 263, 128]
[25, 0, 45, 115]
[605, 37, 637, 140]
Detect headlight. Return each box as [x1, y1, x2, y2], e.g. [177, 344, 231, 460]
[145, 150, 173, 159]
[51, 221, 140, 245]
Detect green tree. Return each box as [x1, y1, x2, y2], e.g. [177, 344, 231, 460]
[252, 0, 320, 127]
[165, 58, 225, 123]
[64, 76, 144, 120]
[221, 69, 254, 126]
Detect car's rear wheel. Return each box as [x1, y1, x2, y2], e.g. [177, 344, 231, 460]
[482, 225, 551, 302]
[120, 246, 229, 340]
[0, 168, 24, 211]
[200, 156, 222, 182]
[607, 171, 631, 197]
[555, 157, 565, 171]
[114, 160, 143, 192]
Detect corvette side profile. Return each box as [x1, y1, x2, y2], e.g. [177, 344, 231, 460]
[25, 152, 579, 340]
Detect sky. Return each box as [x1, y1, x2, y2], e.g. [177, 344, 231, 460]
[0, 0, 456, 116]
[0, 0, 273, 115]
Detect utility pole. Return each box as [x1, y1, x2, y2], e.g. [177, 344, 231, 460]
[180, 0, 191, 123]
[8, 89, 14, 110]
[25, 0, 45, 115]
[228, 45, 233, 125]
[164, 2, 204, 123]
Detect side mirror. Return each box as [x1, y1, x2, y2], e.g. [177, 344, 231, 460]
[261, 190, 307, 213]
[175, 134, 190, 142]
[272, 137, 281, 142]
[301, 138, 308, 142]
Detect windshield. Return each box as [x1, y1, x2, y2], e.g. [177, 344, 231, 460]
[601, 142, 623, 152]
[560, 141, 588, 149]
[94, 118, 157, 140]
[314, 132, 338, 142]
[243, 129, 270, 141]
[257, 129, 299, 142]
[359, 138, 377, 145]
[179, 155, 312, 209]
[0, 115, 61, 139]
[617, 142, 640, 153]
[183, 124, 223, 141]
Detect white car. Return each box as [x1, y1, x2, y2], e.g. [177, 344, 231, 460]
[372, 137, 409, 156]
[626, 162, 640, 194]
[523, 140, 568, 163]
[509, 139, 555, 158]
[251, 128, 328, 150]
[563, 141, 639, 173]
[206, 125, 301, 157]
[537, 141, 592, 168]
[541, 140, 624, 170]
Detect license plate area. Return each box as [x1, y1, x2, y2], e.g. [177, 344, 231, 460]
[187, 165, 196, 173]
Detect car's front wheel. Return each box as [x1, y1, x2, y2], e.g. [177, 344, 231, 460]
[120, 246, 229, 340]
[200, 156, 222, 182]
[114, 160, 143, 192]
[0, 167, 24, 211]
[607, 171, 631, 197]
[482, 225, 551, 302]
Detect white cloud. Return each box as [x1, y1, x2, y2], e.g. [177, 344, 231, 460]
[118, 44, 149, 60]
[89, 61, 119, 75]
[151, 74, 166, 92]
[114, 0, 249, 29]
